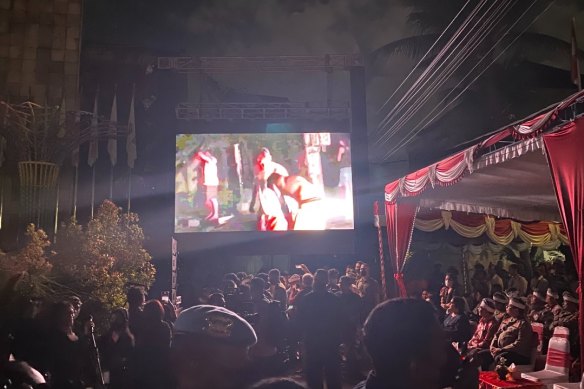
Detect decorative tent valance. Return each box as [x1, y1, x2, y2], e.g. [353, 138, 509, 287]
[415, 210, 569, 247]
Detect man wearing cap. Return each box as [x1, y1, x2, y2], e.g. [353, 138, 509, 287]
[545, 288, 562, 317]
[490, 297, 533, 366]
[467, 298, 499, 370]
[550, 291, 579, 359]
[528, 291, 553, 325]
[492, 292, 509, 322]
[170, 305, 257, 389]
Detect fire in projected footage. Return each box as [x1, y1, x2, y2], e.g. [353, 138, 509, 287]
[175, 132, 354, 232]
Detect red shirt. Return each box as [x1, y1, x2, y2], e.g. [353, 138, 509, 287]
[468, 316, 498, 350]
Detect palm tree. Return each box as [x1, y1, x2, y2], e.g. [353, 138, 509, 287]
[369, 0, 584, 166]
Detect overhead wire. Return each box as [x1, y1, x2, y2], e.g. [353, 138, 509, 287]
[376, 0, 491, 133]
[375, 0, 514, 147]
[382, 0, 555, 159]
[375, 0, 473, 115]
[376, 0, 517, 148]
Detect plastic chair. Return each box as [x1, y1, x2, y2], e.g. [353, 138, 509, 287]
[552, 372, 584, 389]
[522, 336, 570, 386]
[553, 326, 570, 339]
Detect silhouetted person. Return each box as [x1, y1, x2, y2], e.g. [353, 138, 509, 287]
[171, 305, 257, 389]
[268, 269, 288, 311]
[133, 300, 171, 389]
[127, 286, 146, 340]
[297, 269, 343, 389]
[98, 308, 134, 389]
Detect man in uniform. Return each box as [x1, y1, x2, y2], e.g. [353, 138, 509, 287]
[493, 292, 509, 322]
[467, 298, 499, 370]
[550, 291, 579, 359]
[528, 291, 553, 326]
[490, 297, 533, 366]
[171, 305, 257, 389]
[546, 288, 563, 318]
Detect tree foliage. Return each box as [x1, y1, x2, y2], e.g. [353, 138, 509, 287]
[51, 200, 156, 311]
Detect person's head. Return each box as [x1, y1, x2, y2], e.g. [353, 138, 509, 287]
[143, 299, 164, 323]
[364, 298, 446, 388]
[508, 264, 519, 276]
[562, 291, 578, 312]
[224, 273, 240, 286]
[506, 297, 526, 319]
[301, 273, 314, 289]
[328, 268, 340, 285]
[110, 308, 129, 332]
[256, 273, 269, 286]
[249, 377, 307, 389]
[209, 293, 226, 308]
[250, 277, 266, 299]
[313, 269, 328, 291]
[421, 290, 431, 301]
[268, 269, 281, 285]
[67, 296, 82, 319]
[478, 298, 496, 319]
[360, 263, 370, 278]
[531, 291, 546, 308]
[448, 296, 466, 315]
[266, 173, 285, 190]
[51, 301, 75, 333]
[172, 305, 257, 389]
[339, 276, 354, 294]
[493, 292, 509, 311]
[223, 280, 238, 295]
[546, 289, 559, 306]
[288, 274, 301, 288]
[444, 273, 457, 289]
[345, 265, 354, 277]
[127, 286, 146, 309]
[506, 288, 519, 299]
[355, 261, 364, 273]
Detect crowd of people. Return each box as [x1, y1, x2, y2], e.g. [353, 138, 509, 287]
[0, 258, 580, 389]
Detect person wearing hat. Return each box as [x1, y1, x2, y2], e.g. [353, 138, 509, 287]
[550, 291, 579, 359]
[492, 292, 509, 322]
[545, 288, 562, 317]
[489, 297, 533, 366]
[528, 291, 553, 325]
[467, 298, 499, 370]
[170, 305, 257, 389]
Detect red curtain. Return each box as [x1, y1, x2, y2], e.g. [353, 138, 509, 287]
[543, 117, 584, 370]
[385, 200, 418, 297]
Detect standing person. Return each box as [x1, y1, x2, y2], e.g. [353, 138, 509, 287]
[194, 148, 220, 222]
[507, 264, 528, 296]
[267, 173, 326, 230]
[268, 269, 288, 311]
[356, 264, 380, 319]
[127, 286, 145, 340]
[490, 297, 533, 366]
[293, 273, 314, 310]
[440, 273, 460, 311]
[249, 148, 290, 231]
[488, 263, 504, 295]
[335, 276, 362, 380]
[171, 305, 257, 389]
[327, 269, 340, 294]
[531, 264, 550, 294]
[336, 138, 352, 213]
[287, 274, 302, 307]
[98, 308, 134, 389]
[133, 300, 172, 389]
[297, 269, 344, 389]
[44, 301, 94, 389]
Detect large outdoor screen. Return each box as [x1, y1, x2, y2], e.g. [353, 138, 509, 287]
[175, 133, 354, 232]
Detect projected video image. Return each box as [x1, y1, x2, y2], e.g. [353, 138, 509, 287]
[175, 133, 354, 232]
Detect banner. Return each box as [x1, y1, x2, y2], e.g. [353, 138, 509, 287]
[108, 92, 118, 166]
[126, 88, 137, 169]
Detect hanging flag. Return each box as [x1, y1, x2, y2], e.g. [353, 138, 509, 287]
[126, 87, 137, 169]
[88, 91, 99, 167]
[0, 135, 6, 168]
[71, 111, 80, 167]
[108, 91, 118, 166]
[571, 18, 581, 90]
[57, 97, 66, 138]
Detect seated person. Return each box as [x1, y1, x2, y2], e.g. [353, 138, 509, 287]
[466, 298, 499, 370]
[528, 291, 553, 326]
[490, 297, 533, 366]
[443, 296, 472, 347]
[492, 292, 509, 322]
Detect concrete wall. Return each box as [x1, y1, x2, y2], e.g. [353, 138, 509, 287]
[0, 0, 81, 107]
